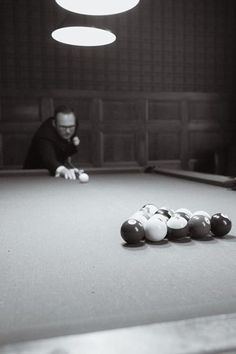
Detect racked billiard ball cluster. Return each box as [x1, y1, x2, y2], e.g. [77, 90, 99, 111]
[120, 204, 232, 245]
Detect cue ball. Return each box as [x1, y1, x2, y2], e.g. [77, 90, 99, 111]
[120, 219, 145, 244]
[188, 215, 211, 239]
[166, 215, 189, 240]
[79, 173, 89, 183]
[144, 216, 167, 242]
[210, 213, 232, 237]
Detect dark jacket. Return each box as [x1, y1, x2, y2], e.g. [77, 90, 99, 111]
[23, 117, 78, 175]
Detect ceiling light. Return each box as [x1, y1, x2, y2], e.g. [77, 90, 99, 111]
[51, 26, 116, 46]
[55, 0, 140, 16]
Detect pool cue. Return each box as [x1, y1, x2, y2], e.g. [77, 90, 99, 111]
[67, 160, 84, 179]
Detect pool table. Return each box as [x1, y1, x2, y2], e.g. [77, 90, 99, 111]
[0, 167, 236, 354]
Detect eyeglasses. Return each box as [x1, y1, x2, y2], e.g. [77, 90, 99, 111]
[57, 125, 76, 130]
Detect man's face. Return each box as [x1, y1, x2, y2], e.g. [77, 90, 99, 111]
[55, 112, 76, 140]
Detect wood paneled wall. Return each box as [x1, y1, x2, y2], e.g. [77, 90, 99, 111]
[1, 0, 236, 93]
[1, 1, 235, 170]
[0, 91, 235, 171]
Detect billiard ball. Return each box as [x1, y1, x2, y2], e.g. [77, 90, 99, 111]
[79, 173, 89, 183]
[166, 215, 189, 240]
[154, 213, 169, 223]
[174, 211, 191, 222]
[120, 219, 145, 244]
[155, 206, 174, 220]
[140, 204, 158, 219]
[144, 215, 167, 242]
[130, 210, 148, 226]
[175, 208, 193, 219]
[211, 213, 232, 237]
[192, 210, 211, 219]
[188, 215, 211, 239]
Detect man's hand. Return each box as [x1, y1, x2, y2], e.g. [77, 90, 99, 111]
[72, 136, 80, 146]
[73, 168, 84, 175]
[55, 166, 77, 180]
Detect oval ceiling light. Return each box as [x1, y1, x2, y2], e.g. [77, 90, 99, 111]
[51, 26, 116, 46]
[55, 0, 140, 16]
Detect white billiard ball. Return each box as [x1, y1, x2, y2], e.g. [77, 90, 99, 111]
[144, 216, 167, 242]
[79, 173, 89, 183]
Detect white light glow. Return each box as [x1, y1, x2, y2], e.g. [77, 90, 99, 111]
[55, 0, 140, 15]
[51, 26, 116, 46]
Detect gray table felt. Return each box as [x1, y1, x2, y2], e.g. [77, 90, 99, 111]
[0, 172, 236, 345]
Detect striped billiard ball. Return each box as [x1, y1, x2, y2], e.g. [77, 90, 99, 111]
[174, 211, 191, 222]
[140, 204, 158, 219]
[130, 210, 148, 226]
[192, 210, 211, 219]
[175, 208, 193, 220]
[155, 206, 174, 220]
[166, 215, 189, 240]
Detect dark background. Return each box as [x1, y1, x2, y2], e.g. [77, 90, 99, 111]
[0, 0, 236, 172]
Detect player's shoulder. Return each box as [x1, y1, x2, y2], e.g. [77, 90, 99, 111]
[36, 117, 55, 136]
[41, 116, 54, 128]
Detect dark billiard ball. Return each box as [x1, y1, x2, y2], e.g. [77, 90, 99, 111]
[155, 206, 174, 220]
[211, 213, 232, 237]
[120, 218, 145, 244]
[188, 215, 211, 239]
[166, 215, 189, 240]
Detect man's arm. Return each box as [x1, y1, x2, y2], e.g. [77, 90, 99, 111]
[37, 139, 77, 180]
